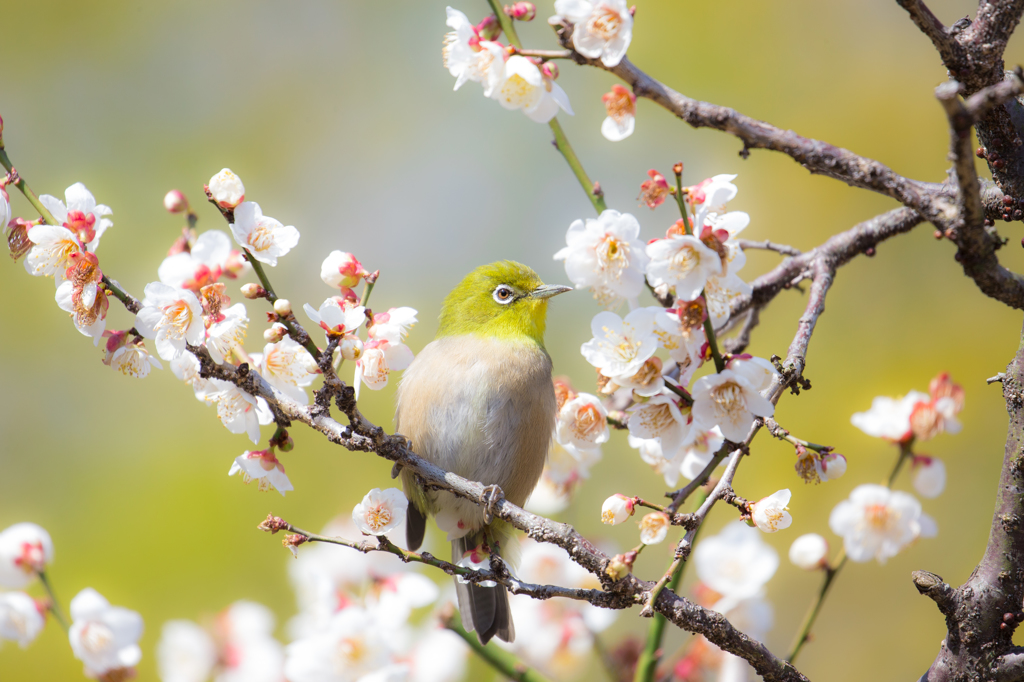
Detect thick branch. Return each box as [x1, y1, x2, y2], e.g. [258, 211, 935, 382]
[894, 0, 967, 70]
[553, 24, 956, 224]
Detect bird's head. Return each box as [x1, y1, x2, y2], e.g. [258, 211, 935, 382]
[437, 261, 572, 345]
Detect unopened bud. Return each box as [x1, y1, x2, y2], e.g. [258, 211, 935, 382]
[601, 494, 636, 525]
[6, 218, 32, 261]
[789, 533, 829, 570]
[541, 62, 559, 80]
[282, 533, 307, 558]
[273, 298, 292, 317]
[264, 323, 287, 343]
[605, 551, 635, 580]
[277, 434, 295, 452]
[339, 333, 364, 361]
[672, 162, 683, 176]
[505, 1, 536, 20]
[475, 15, 502, 41]
[242, 283, 266, 299]
[163, 190, 188, 214]
[208, 168, 245, 209]
[258, 514, 288, 533]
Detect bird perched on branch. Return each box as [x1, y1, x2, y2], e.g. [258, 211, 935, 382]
[397, 261, 571, 644]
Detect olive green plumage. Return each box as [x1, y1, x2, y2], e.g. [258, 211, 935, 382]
[396, 261, 571, 645]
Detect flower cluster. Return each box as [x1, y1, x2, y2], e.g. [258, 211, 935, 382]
[443, 7, 573, 123]
[0, 522, 144, 680]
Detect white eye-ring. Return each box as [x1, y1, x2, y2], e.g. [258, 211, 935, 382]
[493, 285, 515, 305]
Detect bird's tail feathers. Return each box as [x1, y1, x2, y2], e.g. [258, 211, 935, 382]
[452, 530, 515, 645]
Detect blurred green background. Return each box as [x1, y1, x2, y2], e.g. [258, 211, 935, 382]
[3, 0, 1024, 679]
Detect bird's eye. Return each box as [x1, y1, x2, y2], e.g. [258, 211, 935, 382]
[492, 285, 515, 305]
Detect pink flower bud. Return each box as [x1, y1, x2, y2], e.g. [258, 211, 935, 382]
[541, 62, 559, 80]
[475, 15, 502, 41]
[163, 190, 188, 214]
[264, 323, 288, 343]
[638, 169, 672, 209]
[320, 251, 369, 290]
[601, 494, 635, 525]
[273, 298, 292, 317]
[339, 333, 364, 361]
[241, 283, 265, 299]
[605, 551, 635, 580]
[505, 2, 536, 20]
[208, 168, 245, 209]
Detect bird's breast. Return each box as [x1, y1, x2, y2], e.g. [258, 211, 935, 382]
[396, 335, 555, 507]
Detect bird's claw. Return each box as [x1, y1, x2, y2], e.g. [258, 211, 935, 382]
[480, 484, 505, 525]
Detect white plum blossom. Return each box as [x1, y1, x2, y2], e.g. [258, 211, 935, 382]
[305, 297, 367, 336]
[750, 489, 792, 533]
[639, 512, 670, 545]
[54, 274, 107, 344]
[24, 224, 82, 279]
[703, 271, 752, 328]
[215, 601, 286, 682]
[68, 588, 144, 679]
[912, 457, 946, 498]
[109, 339, 162, 378]
[693, 521, 779, 612]
[601, 494, 635, 525]
[206, 379, 274, 444]
[156, 620, 217, 682]
[0, 523, 54, 589]
[0, 591, 44, 648]
[691, 357, 777, 442]
[408, 627, 468, 682]
[369, 307, 419, 344]
[553, 0, 632, 67]
[646, 235, 724, 301]
[789, 534, 829, 570]
[205, 302, 249, 365]
[229, 202, 299, 266]
[353, 488, 408, 536]
[208, 168, 246, 209]
[601, 84, 636, 141]
[654, 303, 707, 371]
[320, 250, 369, 291]
[850, 391, 928, 442]
[688, 174, 739, 230]
[38, 182, 112, 252]
[251, 337, 318, 405]
[354, 339, 415, 398]
[443, 8, 506, 95]
[554, 209, 650, 306]
[581, 308, 658, 379]
[829, 484, 937, 563]
[628, 392, 692, 454]
[493, 55, 573, 123]
[158, 230, 246, 291]
[229, 450, 294, 496]
[680, 425, 726, 481]
[284, 607, 398, 682]
[134, 282, 205, 361]
[555, 392, 609, 454]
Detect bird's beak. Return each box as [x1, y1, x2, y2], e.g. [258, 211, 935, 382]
[531, 284, 573, 299]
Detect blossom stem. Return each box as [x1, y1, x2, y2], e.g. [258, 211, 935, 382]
[486, 0, 607, 215]
[360, 279, 375, 307]
[241, 248, 322, 360]
[663, 380, 694, 405]
[634, 491, 710, 682]
[672, 166, 692, 234]
[786, 553, 847, 664]
[37, 570, 70, 633]
[443, 609, 556, 682]
[0, 148, 59, 225]
[703, 315, 726, 373]
[516, 48, 575, 60]
[787, 438, 910, 662]
[101, 276, 141, 314]
[549, 118, 608, 214]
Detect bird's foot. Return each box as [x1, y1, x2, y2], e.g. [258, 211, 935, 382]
[479, 484, 505, 525]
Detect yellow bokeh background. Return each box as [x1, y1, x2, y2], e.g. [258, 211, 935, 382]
[3, 0, 1024, 680]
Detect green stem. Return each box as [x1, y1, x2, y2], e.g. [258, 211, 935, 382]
[444, 609, 555, 682]
[703, 316, 726, 373]
[242, 248, 321, 360]
[786, 439, 913, 663]
[634, 492, 709, 682]
[786, 554, 846, 663]
[0, 148, 59, 225]
[360, 279, 376, 308]
[486, 0, 606, 215]
[663, 380, 694, 405]
[102, 275, 139, 313]
[549, 118, 608, 214]
[37, 571, 69, 633]
[672, 167, 692, 234]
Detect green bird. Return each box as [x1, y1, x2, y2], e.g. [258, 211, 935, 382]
[396, 261, 571, 644]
